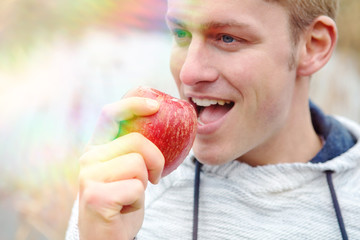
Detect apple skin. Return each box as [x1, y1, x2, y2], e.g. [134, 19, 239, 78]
[118, 86, 197, 177]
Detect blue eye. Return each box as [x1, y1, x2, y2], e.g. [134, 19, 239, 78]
[222, 35, 235, 43]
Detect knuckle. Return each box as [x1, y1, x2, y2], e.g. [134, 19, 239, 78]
[130, 152, 144, 162]
[130, 153, 148, 187]
[78, 146, 105, 168]
[80, 184, 115, 221]
[128, 153, 148, 181]
[128, 132, 144, 142]
[80, 180, 145, 222]
[129, 153, 146, 171]
[78, 150, 98, 168]
[80, 180, 101, 208]
[131, 179, 146, 196]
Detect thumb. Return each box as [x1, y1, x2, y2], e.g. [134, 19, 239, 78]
[88, 97, 159, 146]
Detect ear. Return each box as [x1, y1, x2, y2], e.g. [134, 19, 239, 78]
[297, 16, 337, 76]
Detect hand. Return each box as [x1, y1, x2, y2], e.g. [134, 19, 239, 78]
[78, 96, 165, 240]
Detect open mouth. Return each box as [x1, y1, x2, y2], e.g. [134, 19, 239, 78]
[190, 97, 235, 125]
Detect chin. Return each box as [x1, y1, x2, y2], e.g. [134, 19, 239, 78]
[193, 148, 232, 166]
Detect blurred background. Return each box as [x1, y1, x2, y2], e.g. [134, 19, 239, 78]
[0, 0, 359, 239]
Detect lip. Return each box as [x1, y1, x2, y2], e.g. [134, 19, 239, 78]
[188, 95, 234, 135]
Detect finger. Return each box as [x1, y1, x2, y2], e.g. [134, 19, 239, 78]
[80, 132, 165, 183]
[80, 179, 145, 221]
[89, 97, 159, 145]
[80, 153, 149, 188]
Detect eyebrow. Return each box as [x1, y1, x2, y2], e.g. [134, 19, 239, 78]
[166, 16, 186, 28]
[166, 16, 252, 30]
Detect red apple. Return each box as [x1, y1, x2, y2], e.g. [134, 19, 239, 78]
[118, 86, 197, 177]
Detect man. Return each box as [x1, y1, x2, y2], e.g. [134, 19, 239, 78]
[66, 0, 360, 239]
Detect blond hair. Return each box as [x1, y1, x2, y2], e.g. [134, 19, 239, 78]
[266, 0, 339, 44]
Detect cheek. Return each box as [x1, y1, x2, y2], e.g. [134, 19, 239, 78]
[255, 69, 296, 129]
[236, 51, 296, 123]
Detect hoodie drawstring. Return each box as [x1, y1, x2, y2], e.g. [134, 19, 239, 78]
[325, 170, 348, 240]
[193, 159, 202, 240]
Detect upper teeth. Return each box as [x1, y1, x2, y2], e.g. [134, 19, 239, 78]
[192, 98, 231, 107]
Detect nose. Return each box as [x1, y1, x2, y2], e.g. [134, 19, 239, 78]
[179, 39, 219, 86]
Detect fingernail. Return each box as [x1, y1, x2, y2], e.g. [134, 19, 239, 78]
[146, 99, 159, 110]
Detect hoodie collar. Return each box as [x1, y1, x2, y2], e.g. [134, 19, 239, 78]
[310, 101, 357, 164]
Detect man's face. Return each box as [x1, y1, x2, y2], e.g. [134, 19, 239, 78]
[167, 0, 300, 165]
